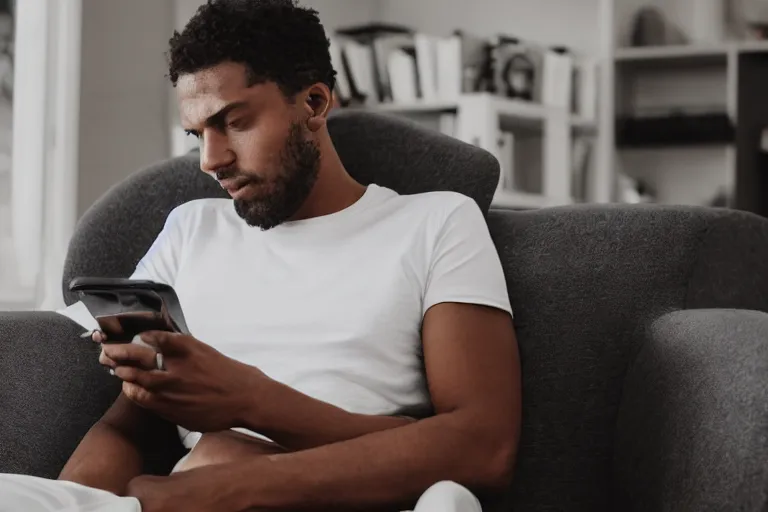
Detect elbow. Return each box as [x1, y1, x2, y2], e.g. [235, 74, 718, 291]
[480, 437, 517, 491]
[459, 425, 518, 492]
[442, 408, 521, 491]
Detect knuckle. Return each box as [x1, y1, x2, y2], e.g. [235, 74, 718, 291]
[123, 382, 152, 403]
[103, 345, 124, 359]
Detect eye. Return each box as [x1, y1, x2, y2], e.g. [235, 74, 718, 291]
[227, 117, 250, 130]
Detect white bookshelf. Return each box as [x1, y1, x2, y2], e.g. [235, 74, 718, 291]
[615, 44, 729, 64]
[367, 94, 595, 133]
[615, 41, 768, 64]
[611, 37, 768, 208]
[360, 93, 594, 210]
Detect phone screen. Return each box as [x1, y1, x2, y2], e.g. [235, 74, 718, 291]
[96, 311, 176, 343]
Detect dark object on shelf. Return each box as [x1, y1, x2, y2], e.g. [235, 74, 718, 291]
[708, 187, 732, 208]
[493, 36, 537, 100]
[630, 7, 687, 47]
[335, 23, 412, 38]
[474, 43, 497, 94]
[616, 112, 735, 148]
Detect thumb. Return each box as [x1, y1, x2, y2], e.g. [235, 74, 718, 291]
[139, 331, 187, 355]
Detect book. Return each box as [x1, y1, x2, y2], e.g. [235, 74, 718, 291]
[435, 32, 486, 100]
[414, 34, 439, 101]
[342, 39, 379, 105]
[388, 48, 420, 104]
[573, 57, 598, 120]
[329, 37, 352, 103]
[373, 34, 416, 102]
[541, 47, 573, 109]
[498, 132, 515, 191]
[335, 24, 413, 103]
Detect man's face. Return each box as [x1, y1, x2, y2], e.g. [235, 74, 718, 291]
[177, 62, 320, 230]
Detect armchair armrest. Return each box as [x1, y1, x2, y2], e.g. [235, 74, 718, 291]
[0, 311, 184, 478]
[613, 309, 768, 511]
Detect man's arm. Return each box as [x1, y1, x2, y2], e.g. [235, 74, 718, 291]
[132, 302, 521, 511]
[239, 382, 416, 451]
[58, 394, 159, 495]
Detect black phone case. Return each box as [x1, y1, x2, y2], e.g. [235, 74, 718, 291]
[69, 277, 190, 342]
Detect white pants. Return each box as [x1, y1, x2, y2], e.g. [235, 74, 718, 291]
[0, 474, 482, 512]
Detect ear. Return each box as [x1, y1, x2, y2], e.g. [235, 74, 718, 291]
[302, 83, 333, 132]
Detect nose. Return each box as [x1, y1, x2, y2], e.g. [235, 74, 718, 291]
[199, 129, 235, 174]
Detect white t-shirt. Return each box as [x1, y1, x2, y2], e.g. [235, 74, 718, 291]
[60, 184, 511, 447]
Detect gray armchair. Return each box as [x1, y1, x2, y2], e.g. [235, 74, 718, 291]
[2, 110, 768, 511]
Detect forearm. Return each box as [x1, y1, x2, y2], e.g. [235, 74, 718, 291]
[58, 421, 143, 495]
[241, 377, 415, 450]
[224, 409, 513, 511]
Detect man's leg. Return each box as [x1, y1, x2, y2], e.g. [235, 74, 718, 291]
[172, 429, 287, 472]
[0, 430, 284, 511]
[411, 481, 483, 512]
[0, 474, 141, 512]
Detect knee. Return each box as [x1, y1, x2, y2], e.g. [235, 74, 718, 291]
[414, 481, 482, 512]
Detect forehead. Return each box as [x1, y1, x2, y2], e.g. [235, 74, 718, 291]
[176, 62, 283, 126]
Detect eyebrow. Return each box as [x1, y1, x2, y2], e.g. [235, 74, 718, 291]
[188, 100, 250, 133]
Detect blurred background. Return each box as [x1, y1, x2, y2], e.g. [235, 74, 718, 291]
[1, 0, 768, 310]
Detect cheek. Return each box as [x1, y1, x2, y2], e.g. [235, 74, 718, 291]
[231, 120, 289, 169]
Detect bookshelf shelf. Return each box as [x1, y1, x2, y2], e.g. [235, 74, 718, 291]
[363, 93, 597, 133]
[614, 41, 768, 67]
[615, 44, 728, 65]
[364, 100, 458, 114]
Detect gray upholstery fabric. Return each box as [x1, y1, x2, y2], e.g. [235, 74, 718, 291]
[2, 110, 768, 510]
[0, 312, 184, 478]
[61, 110, 499, 305]
[485, 204, 768, 511]
[614, 309, 768, 511]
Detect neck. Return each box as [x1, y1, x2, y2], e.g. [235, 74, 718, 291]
[290, 136, 366, 221]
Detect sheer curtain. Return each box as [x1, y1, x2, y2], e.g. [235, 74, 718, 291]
[9, 0, 81, 310]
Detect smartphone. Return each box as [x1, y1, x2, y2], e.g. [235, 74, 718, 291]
[69, 277, 190, 343]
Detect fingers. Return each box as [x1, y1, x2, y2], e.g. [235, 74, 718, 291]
[122, 381, 156, 406]
[115, 366, 171, 390]
[102, 343, 158, 371]
[140, 331, 189, 355]
[98, 350, 118, 369]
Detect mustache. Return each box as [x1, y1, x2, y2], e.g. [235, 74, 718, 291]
[215, 167, 266, 184]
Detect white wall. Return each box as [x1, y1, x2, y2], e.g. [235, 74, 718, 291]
[378, 0, 602, 54]
[175, 0, 379, 32]
[78, 0, 173, 216]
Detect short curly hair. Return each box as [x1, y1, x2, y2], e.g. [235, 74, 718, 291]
[167, 0, 336, 97]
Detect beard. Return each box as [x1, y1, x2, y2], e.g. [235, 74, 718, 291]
[229, 122, 321, 230]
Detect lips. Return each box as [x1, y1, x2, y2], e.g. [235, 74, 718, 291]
[218, 177, 251, 196]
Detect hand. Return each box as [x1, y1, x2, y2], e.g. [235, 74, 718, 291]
[98, 331, 267, 432]
[126, 466, 246, 512]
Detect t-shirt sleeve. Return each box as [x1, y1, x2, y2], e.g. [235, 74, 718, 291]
[129, 207, 185, 285]
[422, 198, 512, 317]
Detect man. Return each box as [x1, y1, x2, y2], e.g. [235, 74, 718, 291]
[0, 0, 521, 510]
